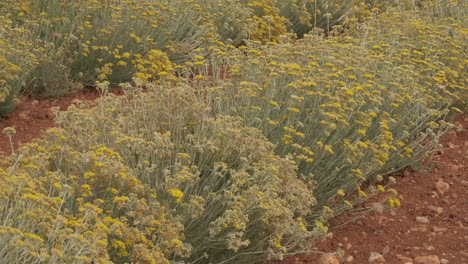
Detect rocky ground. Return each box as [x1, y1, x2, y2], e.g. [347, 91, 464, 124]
[1, 90, 467, 264]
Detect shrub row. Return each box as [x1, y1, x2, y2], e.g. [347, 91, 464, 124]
[182, 0, 466, 216]
[0, 0, 370, 115]
[0, 0, 466, 263]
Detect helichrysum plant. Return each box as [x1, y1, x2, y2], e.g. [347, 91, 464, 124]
[182, 0, 465, 220]
[0, 0, 466, 263]
[1, 83, 325, 263]
[0, 15, 38, 115]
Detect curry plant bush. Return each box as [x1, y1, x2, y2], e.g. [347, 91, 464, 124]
[277, 0, 356, 37]
[0, 0, 217, 92]
[0, 0, 357, 111]
[1, 83, 323, 263]
[182, 1, 466, 217]
[0, 15, 38, 115]
[0, 0, 466, 263]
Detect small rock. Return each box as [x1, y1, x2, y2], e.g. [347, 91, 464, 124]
[435, 181, 450, 196]
[448, 164, 459, 177]
[47, 108, 56, 119]
[381, 245, 390, 255]
[426, 245, 435, 251]
[390, 211, 397, 216]
[403, 168, 412, 177]
[464, 141, 468, 148]
[440, 259, 449, 264]
[318, 254, 340, 264]
[361, 231, 368, 239]
[414, 255, 440, 264]
[403, 262, 413, 264]
[345, 243, 352, 250]
[18, 111, 30, 120]
[416, 216, 430, 224]
[432, 226, 447, 233]
[369, 252, 385, 263]
[396, 255, 413, 262]
[411, 226, 428, 232]
[345, 255, 354, 262]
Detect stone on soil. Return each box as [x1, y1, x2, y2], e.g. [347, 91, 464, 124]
[414, 255, 440, 264]
[19, 111, 30, 120]
[381, 245, 390, 255]
[435, 181, 450, 196]
[396, 255, 413, 262]
[428, 205, 444, 214]
[318, 254, 340, 264]
[368, 252, 385, 263]
[431, 226, 447, 233]
[345, 255, 354, 262]
[416, 216, 430, 224]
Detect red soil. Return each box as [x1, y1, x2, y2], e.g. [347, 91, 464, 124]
[1, 91, 467, 264]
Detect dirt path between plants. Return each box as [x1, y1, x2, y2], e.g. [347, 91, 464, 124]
[1, 91, 467, 264]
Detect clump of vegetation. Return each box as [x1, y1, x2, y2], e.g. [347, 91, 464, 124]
[0, 0, 466, 263]
[0, 0, 361, 115]
[1, 83, 323, 263]
[0, 15, 38, 115]
[183, 0, 465, 219]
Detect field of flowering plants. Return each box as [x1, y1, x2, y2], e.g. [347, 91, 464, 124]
[0, 0, 466, 263]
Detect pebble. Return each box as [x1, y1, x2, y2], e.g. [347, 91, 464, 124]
[47, 108, 57, 119]
[427, 205, 443, 214]
[403, 168, 412, 177]
[416, 216, 430, 224]
[19, 111, 30, 120]
[396, 255, 413, 262]
[345, 255, 354, 262]
[447, 164, 459, 177]
[381, 245, 390, 255]
[435, 181, 450, 196]
[440, 259, 449, 264]
[411, 226, 428, 232]
[414, 255, 440, 264]
[432, 226, 448, 233]
[318, 254, 340, 264]
[427, 245, 435, 251]
[361, 231, 368, 239]
[369, 252, 385, 263]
